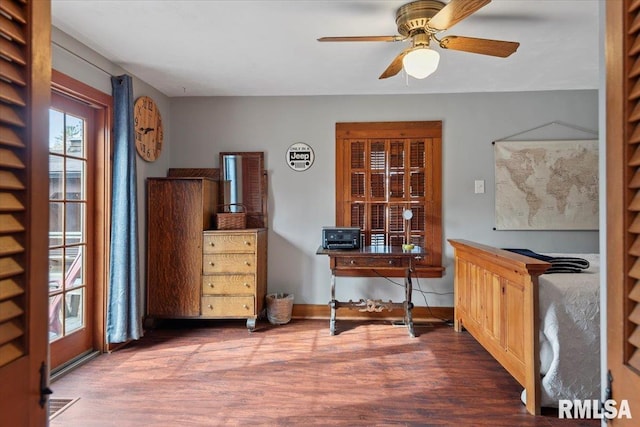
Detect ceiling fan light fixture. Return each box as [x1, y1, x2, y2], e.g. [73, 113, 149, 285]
[402, 47, 440, 79]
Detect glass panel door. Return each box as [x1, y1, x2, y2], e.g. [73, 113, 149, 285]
[48, 108, 87, 340]
[48, 91, 95, 369]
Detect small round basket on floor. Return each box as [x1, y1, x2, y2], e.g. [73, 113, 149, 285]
[266, 293, 294, 325]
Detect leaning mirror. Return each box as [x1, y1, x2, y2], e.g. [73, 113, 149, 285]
[219, 151, 266, 228]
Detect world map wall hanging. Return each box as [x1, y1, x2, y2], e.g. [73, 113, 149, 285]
[494, 139, 599, 230]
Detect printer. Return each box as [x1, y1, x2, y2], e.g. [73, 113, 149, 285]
[322, 226, 361, 250]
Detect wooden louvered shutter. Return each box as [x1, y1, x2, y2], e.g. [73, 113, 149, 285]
[0, 0, 50, 424]
[626, 2, 640, 374]
[241, 152, 263, 228]
[0, 0, 29, 367]
[607, 0, 640, 422]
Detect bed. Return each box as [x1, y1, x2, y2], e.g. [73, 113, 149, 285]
[447, 239, 600, 415]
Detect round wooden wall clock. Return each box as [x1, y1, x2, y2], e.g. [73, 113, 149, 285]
[134, 96, 163, 162]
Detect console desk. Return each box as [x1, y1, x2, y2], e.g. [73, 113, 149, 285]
[316, 245, 427, 338]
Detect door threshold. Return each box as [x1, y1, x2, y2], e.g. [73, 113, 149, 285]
[50, 350, 100, 382]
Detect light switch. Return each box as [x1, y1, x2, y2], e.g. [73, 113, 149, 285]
[474, 180, 485, 194]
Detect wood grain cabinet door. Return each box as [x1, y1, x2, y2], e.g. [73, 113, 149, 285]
[146, 178, 216, 318]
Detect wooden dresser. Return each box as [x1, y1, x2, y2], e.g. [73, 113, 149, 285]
[202, 229, 267, 331]
[146, 176, 267, 331]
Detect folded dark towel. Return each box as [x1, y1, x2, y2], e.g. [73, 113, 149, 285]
[502, 248, 590, 274]
[545, 266, 584, 274]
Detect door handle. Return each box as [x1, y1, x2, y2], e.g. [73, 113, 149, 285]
[39, 362, 53, 408]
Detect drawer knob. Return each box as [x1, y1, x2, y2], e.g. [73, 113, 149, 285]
[243, 304, 249, 309]
[209, 262, 215, 266]
[207, 304, 213, 309]
[209, 242, 215, 246]
[388, 260, 394, 265]
[208, 283, 214, 288]
[350, 260, 355, 265]
[244, 283, 250, 288]
[244, 241, 251, 246]
[245, 261, 251, 266]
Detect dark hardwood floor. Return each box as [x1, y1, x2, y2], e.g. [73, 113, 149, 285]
[50, 319, 598, 426]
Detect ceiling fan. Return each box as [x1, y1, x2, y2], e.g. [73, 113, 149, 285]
[318, 0, 520, 80]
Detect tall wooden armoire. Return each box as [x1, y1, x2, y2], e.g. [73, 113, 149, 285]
[146, 178, 218, 319]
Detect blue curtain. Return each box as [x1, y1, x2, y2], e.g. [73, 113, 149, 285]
[107, 75, 142, 343]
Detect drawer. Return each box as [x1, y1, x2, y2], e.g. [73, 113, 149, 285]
[203, 232, 256, 254]
[335, 256, 409, 269]
[202, 274, 255, 295]
[202, 296, 255, 317]
[203, 254, 256, 274]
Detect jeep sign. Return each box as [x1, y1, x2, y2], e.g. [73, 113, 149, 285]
[286, 142, 315, 172]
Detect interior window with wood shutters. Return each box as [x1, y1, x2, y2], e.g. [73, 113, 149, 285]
[336, 121, 443, 278]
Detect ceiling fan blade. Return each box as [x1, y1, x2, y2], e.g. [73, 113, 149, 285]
[428, 0, 491, 31]
[439, 35, 519, 57]
[379, 48, 410, 80]
[317, 35, 403, 42]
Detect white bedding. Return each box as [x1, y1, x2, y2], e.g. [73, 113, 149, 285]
[522, 253, 601, 407]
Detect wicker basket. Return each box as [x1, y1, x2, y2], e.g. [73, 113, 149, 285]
[266, 293, 294, 325]
[216, 204, 247, 230]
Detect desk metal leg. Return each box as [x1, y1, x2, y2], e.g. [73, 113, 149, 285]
[405, 268, 415, 338]
[329, 270, 337, 335]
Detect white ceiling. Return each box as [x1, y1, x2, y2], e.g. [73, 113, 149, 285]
[51, 0, 601, 98]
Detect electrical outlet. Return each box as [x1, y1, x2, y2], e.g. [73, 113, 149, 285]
[474, 180, 485, 194]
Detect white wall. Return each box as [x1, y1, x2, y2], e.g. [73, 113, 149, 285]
[170, 91, 599, 306]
